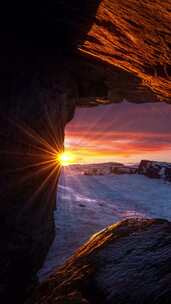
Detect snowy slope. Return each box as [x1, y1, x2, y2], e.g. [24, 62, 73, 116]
[38, 166, 171, 280]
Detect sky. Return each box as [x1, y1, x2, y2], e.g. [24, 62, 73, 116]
[65, 101, 171, 165]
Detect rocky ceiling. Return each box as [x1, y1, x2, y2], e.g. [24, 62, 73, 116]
[0, 0, 171, 106]
[76, 0, 171, 105]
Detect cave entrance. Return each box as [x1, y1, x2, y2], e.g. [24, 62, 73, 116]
[39, 101, 171, 280]
[65, 102, 171, 165]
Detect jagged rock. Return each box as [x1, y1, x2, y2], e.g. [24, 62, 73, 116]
[27, 218, 171, 304]
[138, 160, 171, 181]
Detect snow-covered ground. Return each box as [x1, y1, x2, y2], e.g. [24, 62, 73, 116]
[38, 166, 171, 280]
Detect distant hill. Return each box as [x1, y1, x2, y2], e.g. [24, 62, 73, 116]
[68, 162, 137, 175]
[67, 160, 171, 182]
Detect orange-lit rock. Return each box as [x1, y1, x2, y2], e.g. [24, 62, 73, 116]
[79, 0, 171, 102]
[27, 218, 171, 304]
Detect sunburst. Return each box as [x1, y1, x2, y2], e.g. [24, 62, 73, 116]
[57, 151, 75, 166]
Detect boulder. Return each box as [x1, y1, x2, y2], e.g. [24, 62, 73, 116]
[138, 160, 171, 182]
[27, 218, 171, 304]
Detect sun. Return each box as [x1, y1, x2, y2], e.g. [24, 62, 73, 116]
[57, 151, 75, 166]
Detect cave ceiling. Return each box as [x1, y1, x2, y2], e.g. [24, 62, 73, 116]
[0, 0, 171, 106]
[76, 0, 171, 105]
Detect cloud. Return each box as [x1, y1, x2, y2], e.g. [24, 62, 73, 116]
[65, 102, 171, 164]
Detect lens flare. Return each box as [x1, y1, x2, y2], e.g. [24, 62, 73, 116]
[57, 151, 75, 166]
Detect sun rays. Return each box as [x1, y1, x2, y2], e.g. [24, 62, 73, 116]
[1, 111, 68, 206]
[57, 151, 76, 166]
[3, 101, 171, 208]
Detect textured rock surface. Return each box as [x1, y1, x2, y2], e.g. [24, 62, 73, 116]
[0, 1, 170, 106]
[75, 57, 161, 106]
[27, 218, 171, 304]
[80, 0, 171, 102]
[138, 160, 171, 181]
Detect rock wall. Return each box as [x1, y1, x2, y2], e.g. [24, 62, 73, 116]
[138, 160, 171, 182]
[0, 2, 97, 303]
[0, 59, 76, 303]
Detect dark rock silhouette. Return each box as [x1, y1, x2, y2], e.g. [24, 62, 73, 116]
[27, 218, 171, 304]
[0, 2, 100, 303]
[138, 160, 171, 181]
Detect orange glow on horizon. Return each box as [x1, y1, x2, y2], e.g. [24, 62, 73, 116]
[64, 130, 171, 165]
[63, 103, 171, 165]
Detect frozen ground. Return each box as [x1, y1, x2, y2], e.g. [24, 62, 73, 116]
[38, 166, 171, 280]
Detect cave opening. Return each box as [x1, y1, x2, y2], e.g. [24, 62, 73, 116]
[38, 100, 171, 280]
[64, 102, 171, 165]
[0, 0, 171, 302]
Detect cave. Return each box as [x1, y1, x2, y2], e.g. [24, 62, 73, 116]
[38, 102, 171, 284]
[0, 1, 171, 303]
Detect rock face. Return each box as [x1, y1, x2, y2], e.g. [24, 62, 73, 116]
[138, 160, 171, 182]
[0, 65, 76, 303]
[27, 218, 171, 304]
[0, 2, 95, 302]
[0, 1, 171, 107]
[80, 0, 171, 102]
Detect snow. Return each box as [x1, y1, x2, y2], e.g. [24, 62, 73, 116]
[38, 166, 171, 280]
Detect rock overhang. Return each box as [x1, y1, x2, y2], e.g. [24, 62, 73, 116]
[0, 0, 171, 108]
[77, 0, 171, 104]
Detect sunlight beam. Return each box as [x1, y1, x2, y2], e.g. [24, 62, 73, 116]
[57, 151, 75, 166]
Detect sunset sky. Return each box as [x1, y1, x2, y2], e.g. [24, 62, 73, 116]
[65, 101, 171, 165]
